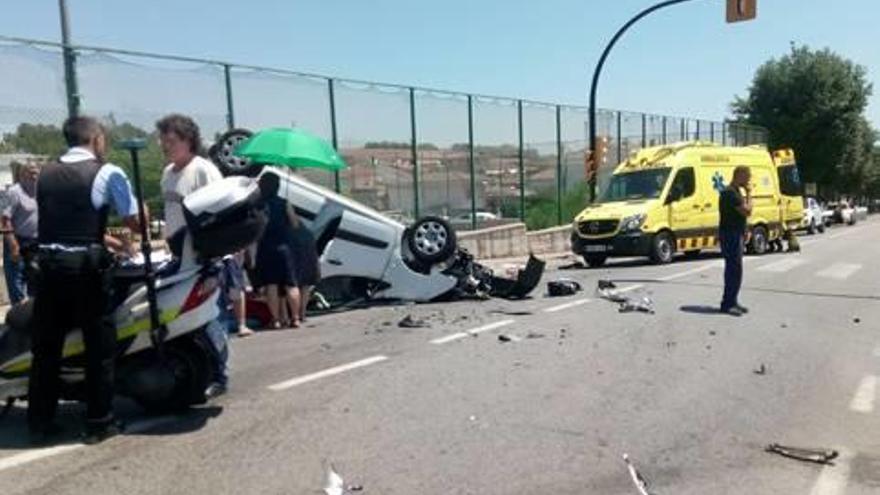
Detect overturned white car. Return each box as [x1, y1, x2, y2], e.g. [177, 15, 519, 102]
[210, 129, 544, 303]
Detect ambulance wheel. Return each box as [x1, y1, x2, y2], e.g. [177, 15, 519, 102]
[407, 216, 457, 265]
[748, 225, 769, 255]
[650, 231, 675, 264]
[583, 254, 607, 268]
[211, 128, 264, 177]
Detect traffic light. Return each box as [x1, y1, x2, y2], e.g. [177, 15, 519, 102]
[726, 0, 756, 23]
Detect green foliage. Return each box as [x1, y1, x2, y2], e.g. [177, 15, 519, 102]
[731, 45, 876, 195]
[524, 182, 588, 230]
[2, 120, 167, 216]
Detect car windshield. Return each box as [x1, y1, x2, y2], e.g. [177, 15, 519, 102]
[600, 168, 672, 203]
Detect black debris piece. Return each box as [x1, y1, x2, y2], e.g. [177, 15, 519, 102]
[853, 317, 861, 324]
[547, 279, 583, 297]
[598, 280, 617, 290]
[526, 332, 545, 339]
[398, 315, 430, 328]
[753, 364, 767, 375]
[765, 443, 839, 465]
[497, 334, 521, 343]
[709, 330, 717, 336]
[491, 310, 534, 316]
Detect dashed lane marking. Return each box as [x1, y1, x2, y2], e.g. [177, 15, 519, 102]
[816, 263, 862, 280]
[756, 258, 806, 273]
[848, 375, 877, 414]
[809, 448, 853, 495]
[267, 355, 389, 391]
[430, 320, 515, 345]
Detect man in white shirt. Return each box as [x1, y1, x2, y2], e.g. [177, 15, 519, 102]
[156, 114, 250, 400]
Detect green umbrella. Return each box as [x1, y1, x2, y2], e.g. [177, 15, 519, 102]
[234, 127, 347, 171]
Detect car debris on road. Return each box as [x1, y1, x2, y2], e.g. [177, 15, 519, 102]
[398, 315, 430, 328]
[623, 453, 656, 495]
[753, 364, 768, 375]
[547, 279, 583, 297]
[765, 443, 838, 465]
[597, 281, 655, 314]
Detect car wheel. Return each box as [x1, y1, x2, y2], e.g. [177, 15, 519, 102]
[649, 231, 674, 264]
[818, 223, 825, 233]
[748, 225, 769, 255]
[406, 216, 457, 265]
[807, 219, 816, 235]
[211, 128, 264, 177]
[583, 254, 607, 268]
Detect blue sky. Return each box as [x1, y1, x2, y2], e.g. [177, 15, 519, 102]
[1, 0, 877, 131]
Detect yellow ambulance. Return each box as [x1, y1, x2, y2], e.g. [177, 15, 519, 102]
[571, 142, 804, 267]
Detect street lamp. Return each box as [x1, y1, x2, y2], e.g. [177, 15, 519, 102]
[587, 0, 757, 202]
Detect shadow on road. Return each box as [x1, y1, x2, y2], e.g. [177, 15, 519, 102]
[0, 403, 223, 450]
[679, 305, 723, 315]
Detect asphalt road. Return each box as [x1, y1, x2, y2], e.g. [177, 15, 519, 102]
[1, 219, 879, 494]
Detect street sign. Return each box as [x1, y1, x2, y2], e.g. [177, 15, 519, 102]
[726, 0, 756, 23]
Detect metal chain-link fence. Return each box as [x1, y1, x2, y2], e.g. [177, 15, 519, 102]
[0, 35, 769, 231]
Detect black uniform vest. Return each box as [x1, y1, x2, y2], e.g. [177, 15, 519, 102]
[37, 158, 109, 245]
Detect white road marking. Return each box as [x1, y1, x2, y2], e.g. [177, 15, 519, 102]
[756, 258, 806, 273]
[816, 263, 862, 280]
[848, 375, 877, 414]
[267, 355, 389, 391]
[658, 262, 721, 281]
[430, 320, 515, 345]
[543, 298, 592, 313]
[618, 284, 644, 293]
[0, 415, 179, 473]
[809, 448, 853, 495]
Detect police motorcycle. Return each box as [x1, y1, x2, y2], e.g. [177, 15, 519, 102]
[0, 140, 268, 413]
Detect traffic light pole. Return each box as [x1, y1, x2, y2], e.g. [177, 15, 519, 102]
[588, 0, 704, 202]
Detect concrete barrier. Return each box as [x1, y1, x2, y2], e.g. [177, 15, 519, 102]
[456, 222, 573, 259]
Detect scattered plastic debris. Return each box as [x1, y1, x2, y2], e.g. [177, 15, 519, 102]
[753, 364, 767, 375]
[324, 465, 345, 495]
[547, 279, 583, 297]
[490, 310, 534, 316]
[853, 317, 861, 324]
[498, 334, 522, 343]
[765, 443, 838, 465]
[398, 315, 430, 328]
[598, 281, 655, 313]
[709, 330, 717, 336]
[526, 332, 545, 339]
[622, 453, 656, 495]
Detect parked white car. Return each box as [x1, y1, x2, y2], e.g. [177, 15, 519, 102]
[800, 196, 825, 234]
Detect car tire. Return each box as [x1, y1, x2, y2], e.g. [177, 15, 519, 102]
[211, 128, 264, 177]
[818, 223, 825, 233]
[583, 254, 607, 268]
[748, 225, 769, 255]
[406, 216, 457, 265]
[649, 231, 674, 264]
[807, 219, 816, 235]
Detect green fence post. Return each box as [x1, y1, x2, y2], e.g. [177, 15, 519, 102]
[680, 119, 686, 141]
[517, 99, 525, 223]
[641, 113, 647, 148]
[696, 120, 701, 140]
[722, 122, 727, 146]
[662, 116, 667, 144]
[616, 111, 622, 165]
[409, 87, 420, 219]
[555, 105, 563, 226]
[710, 121, 715, 143]
[58, 0, 80, 117]
[223, 64, 235, 130]
[468, 95, 477, 230]
[327, 78, 341, 193]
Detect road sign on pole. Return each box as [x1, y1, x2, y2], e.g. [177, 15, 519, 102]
[727, 0, 756, 23]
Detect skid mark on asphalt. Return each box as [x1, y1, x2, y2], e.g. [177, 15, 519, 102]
[267, 355, 389, 391]
[430, 320, 515, 345]
[543, 298, 592, 313]
[757, 258, 807, 273]
[816, 263, 862, 280]
[809, 448, 854, 495]
[848, 375, 877, 414]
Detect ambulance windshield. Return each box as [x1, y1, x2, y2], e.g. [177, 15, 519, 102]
[600, 168, 672, 203]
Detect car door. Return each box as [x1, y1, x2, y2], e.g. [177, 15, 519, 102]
[665, 167, 701, 247]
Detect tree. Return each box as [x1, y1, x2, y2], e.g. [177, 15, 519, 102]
[731, 45, 875, 195]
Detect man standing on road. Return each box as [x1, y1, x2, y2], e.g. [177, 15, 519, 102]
[719, 166, 752, 316]
[157, 114, 234, 398]
[29, 116, 143, 444]
[2, 161, 40, 305]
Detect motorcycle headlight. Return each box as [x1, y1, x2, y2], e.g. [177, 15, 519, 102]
[620, 214, 647, 233]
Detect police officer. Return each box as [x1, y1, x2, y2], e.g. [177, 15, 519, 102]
[28, 116, 143, 444]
